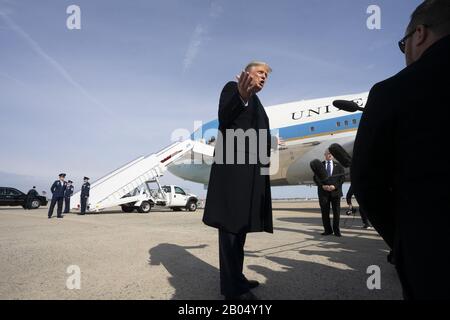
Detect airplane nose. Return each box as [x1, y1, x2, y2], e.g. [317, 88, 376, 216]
[167, 153, 212, 185]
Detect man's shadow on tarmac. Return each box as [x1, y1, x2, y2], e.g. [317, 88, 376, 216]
[148, 243, 221, 300]
[246, 226, 402, 300]
[147, 225, 402, 300]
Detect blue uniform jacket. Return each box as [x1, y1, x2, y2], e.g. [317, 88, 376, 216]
[64, 185, 74, 198]
[81, 182, 90, 198]
[50, 180, 67, 198]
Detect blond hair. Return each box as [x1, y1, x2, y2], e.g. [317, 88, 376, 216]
[245, 61, 272, 73]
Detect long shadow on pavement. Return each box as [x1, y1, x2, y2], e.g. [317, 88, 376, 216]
[246, 226, 402, 299]
[146, 227, 401, 299]
[148, 243, 220, 300]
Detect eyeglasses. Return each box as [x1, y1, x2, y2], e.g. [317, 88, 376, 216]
[398, 24, 430, 54]
[398, 29, 416, 53]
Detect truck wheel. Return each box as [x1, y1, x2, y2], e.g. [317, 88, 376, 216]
[31, 200, 41, 209]
[137, 201, 151, 213]
[121, 205, 135, 213]
[187, 201, 197, 212]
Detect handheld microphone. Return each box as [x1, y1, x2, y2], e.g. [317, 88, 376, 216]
[329, 143, 352, 168]
[333, 100, 364, 113]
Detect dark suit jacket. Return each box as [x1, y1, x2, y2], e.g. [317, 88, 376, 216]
[50, 180, 66, 198]
[203, 81, 273, 234]
[314, 160, 345, 198]
[351, 35, 450, 299]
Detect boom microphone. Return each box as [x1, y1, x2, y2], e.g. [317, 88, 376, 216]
[333, 100, 364, 113]
[329, 143, 352, 168]
[310, 158, 350, 184]
[310, 159, 328, 182]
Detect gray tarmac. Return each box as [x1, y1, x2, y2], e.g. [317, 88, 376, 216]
[0, 201, 403, 300]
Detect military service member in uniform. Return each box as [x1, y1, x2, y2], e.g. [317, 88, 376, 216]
[48, 173, 67, 219]
[64, 180, 74, 213]
[80, 177, 90, 215]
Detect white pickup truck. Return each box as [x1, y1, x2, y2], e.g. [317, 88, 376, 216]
[120, 181, 199, 213]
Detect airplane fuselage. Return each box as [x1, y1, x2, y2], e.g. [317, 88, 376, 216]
[168, 92, 369, 186]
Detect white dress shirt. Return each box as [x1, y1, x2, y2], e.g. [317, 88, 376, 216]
[239, 95, 249, 107]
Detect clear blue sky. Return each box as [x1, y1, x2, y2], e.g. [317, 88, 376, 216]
[0, 0, 421, 198]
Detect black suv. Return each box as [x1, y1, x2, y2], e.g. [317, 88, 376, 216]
[0, 187, 48, 209]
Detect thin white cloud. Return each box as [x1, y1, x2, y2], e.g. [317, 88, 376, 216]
[183, 24, 207, 72]
[0, 11, 113, 116]
[182, 1, 222, 72]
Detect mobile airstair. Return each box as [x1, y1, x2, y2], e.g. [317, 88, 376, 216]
[70, 139, 214, 212]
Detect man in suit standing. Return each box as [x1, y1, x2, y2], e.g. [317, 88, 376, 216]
[203, 61, 273, 300]
[80, 177, 90, 215]
[48, 173, 67, 219]
[64, 180, 74, 213]
[314, 150, 345, 237]
[351, 0, 450, 299]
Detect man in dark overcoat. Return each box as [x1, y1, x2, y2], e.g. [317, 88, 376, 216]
[351, 0, 450, 299]
[203, 61, 273, 300]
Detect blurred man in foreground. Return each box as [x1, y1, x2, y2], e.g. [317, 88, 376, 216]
[352, 0, 450, 299]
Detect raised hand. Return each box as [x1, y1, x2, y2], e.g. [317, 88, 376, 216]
[236, 71, 257, 103]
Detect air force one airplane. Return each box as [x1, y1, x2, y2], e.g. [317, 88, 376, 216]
[167, 92, 369, 187]
[68, 91, 368, 212]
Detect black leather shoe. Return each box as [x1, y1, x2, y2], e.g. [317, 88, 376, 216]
[334, 232, 342, 237]
[225, 291, 259, 301]
[247, 280, 260, 289]
[48, 216, 52, 219]
[321, 232, 333, 236]
[57, 216, 64, 219]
